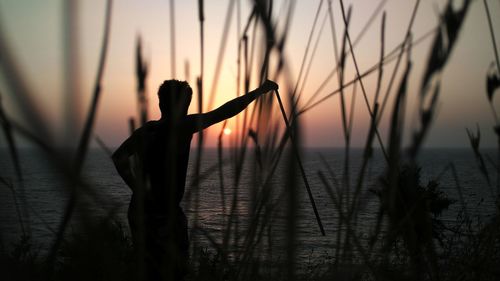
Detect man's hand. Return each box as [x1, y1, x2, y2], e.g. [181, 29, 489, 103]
[260, 79, 279, 93]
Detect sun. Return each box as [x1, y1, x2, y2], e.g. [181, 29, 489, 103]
[223, 128, 232, 136]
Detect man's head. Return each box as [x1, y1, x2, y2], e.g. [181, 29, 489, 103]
[158, 80, 192, 119]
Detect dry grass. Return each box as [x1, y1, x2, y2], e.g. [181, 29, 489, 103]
[1, 0, 500, 280]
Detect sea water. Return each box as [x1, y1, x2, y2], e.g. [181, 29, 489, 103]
[0, 147, 497, 262]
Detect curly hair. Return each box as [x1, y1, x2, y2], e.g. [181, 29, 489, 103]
[157, 80, 192, 115]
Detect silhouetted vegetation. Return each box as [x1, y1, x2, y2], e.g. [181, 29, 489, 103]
[1, 0, 500, 280]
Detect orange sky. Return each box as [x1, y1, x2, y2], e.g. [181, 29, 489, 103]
[1, 0, 500, 148]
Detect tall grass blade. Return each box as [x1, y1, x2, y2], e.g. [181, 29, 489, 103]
[377, 0, 421, 124]
[0, 93, 28, 236]
[420, 0, 471, 95]
[373, 12, 386, 106]
[487, 64, 500, 104]
[135, 36, 149, 126]
[338, 7, 351, 146]
[303, 0, 388, 110]
[339, 0, 388, 161]
[0, 10, 51, 142]
[169, 0, 176, 77]
[275, 89, 325, 236]
[296, 12, 329, 105]
[63, 0, 82, 149]
[482, 0, 500, 76]
[197, 0, 204, 92]
[48, 1, 113, 277]
[217, 121, 228, 224]
[300, 28, 436, 115]
[207, 0, 235, 110]
[291, 0, 323, 101]
[95, 136, 113, 157]
[75, 0, 113, 170]
[466, 126, 491, 185]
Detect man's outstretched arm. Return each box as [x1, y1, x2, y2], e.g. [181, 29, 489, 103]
[188, 80, 278, 132]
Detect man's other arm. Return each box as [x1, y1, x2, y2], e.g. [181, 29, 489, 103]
[112, 131, 140, 192]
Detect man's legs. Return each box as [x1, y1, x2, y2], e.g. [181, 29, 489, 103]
[145, 210, 189, 281]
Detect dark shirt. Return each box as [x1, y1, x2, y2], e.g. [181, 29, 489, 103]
[139, 120, 193, 215]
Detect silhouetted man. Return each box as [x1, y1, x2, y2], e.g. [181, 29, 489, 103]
[112, 79, 278, 281]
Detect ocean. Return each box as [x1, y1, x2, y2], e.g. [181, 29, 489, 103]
[0, 147, 498, 263]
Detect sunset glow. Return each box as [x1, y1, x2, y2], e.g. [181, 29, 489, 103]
[0, 1, 499, 148]
[1, 2, 500, 278]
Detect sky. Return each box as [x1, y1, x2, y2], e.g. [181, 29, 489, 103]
[0, 0, 499, 149]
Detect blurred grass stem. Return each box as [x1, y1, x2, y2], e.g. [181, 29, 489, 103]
[275, 89, 325, 236]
